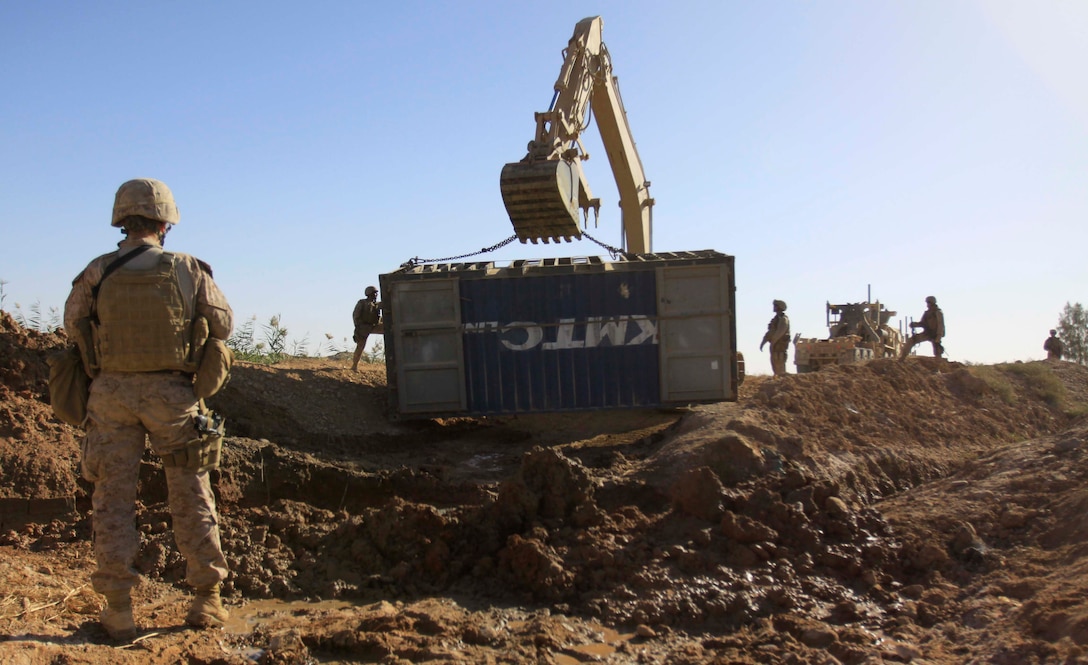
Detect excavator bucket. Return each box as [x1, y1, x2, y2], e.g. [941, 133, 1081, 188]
[500, 160, 584, 244]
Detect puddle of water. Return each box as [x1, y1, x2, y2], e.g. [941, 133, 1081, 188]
[509, 621, 634, 664]
[225, 602, 636, 664]
[465, 453, 503, 472]
[224, 598, 356, 635]
[555, 636, 635, 664]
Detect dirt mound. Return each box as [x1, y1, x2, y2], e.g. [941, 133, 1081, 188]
[2, 312, 1088, 664]
[0, 312, 83, 515]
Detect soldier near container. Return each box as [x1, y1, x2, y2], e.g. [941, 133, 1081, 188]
[1044, 329, 1064, 361]
[901, 295, 945, 359]
[63, 179, 233, 641]
[351, 285, 382, 372]
[760, 299, 791, 377]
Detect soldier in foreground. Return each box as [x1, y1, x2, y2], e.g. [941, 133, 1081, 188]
[901, 295, 945, 359]
[63, 179, 233, 640]
[351, 285, 382, 371]
[760, 299, 791, 377]
[1044, 329, 1064, 361]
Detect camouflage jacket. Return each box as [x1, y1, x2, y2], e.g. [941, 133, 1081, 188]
[64, 237, 233, 347]
[353, 298, 382, 327]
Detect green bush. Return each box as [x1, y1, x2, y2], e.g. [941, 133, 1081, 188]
[227, 314, 362, 365]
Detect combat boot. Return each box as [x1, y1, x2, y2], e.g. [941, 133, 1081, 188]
[186, 584, 229, 628]
[100, 590, 137, 641]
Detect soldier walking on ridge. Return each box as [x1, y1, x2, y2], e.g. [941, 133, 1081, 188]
[901, 295, 945, 359]
[1044, 329, 1064, 361]
[760, 299, 791, 377]
[351, 285, 382, 371]
[63, 179, 232, 640]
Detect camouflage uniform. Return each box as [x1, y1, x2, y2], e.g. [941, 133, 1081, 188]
[901, 297, 945, 359]
[64, 237, 233, 597]
[1044, 331, 1064, 361]
[351, 287, 382, 371]
[761, 300, 791, 377]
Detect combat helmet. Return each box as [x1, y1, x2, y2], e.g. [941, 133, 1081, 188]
[365, 286, 378, 297]
[773, 299, 787, 312]
[112, 178, 180, 227]
[925, 296, 937, 305]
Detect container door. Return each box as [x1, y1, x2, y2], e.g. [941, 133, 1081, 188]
[390, 278, 466, 414]
[657, 264, 735, 402]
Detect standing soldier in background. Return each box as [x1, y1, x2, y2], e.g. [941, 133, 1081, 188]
[901, 295, 945, 359]
[351, 285, 382, 371]
[760, 299, 791, 377]
[1044, 329, 1064, 361]
[64, 179, 233, 640]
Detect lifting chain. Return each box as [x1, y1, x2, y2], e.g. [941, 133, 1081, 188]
[401, 229, 630, 268]
[401, 234, 519, 267]
[580, 230, 627, 259]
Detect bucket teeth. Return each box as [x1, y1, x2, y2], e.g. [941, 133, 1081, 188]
[500, 161, 583, 244]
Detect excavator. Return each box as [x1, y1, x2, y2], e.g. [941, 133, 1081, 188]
[379, 17, 741, 418]
[499, 16, 655, 254]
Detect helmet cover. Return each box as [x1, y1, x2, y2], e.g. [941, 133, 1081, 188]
[112, 178, 180, 227]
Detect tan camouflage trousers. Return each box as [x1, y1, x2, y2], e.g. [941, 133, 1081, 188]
[770, 351, 788, 376]
[82, 372, 228, 595]
[352, 324, 376, 369]
[902, 332, 944, 359]
[770, 342, 789, 377]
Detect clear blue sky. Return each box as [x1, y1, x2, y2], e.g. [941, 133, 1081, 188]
[2, 1, 1085, 375]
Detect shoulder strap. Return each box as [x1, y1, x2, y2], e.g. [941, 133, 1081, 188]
[92, 244, 154, 298]
[90, 244, 155, 323]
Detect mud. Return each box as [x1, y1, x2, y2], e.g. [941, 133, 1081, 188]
[2, 309, 1088, 663]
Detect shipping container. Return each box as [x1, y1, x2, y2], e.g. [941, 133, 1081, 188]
[379, 250, 738, 419]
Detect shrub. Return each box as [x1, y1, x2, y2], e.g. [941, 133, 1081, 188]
[1000, 362, 1067, 407]
[227, 314, 372, 365]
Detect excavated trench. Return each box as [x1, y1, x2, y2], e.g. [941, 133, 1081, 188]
[100, 357, 1069, 638]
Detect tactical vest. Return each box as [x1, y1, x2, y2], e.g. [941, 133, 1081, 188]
[94, 252, 200, 372]
[769, 313, 790, 343]
[355, 300, 380, 326]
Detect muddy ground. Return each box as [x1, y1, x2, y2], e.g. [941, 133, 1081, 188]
[2, 309, 1088, 664]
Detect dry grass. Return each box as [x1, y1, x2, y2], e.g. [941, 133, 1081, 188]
[966, 364, 1017, 404]
[999, 361, 1068, 407]
[0, 559, 100, 632]
[966, 361, 1088, 418]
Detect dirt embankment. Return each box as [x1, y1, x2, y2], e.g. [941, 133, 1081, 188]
[2, 309, 1088, 664]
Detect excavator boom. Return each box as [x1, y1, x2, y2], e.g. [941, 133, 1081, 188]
[500, 16, 654, 253]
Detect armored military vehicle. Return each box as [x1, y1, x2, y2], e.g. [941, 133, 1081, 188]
[794, 299, 902, 373]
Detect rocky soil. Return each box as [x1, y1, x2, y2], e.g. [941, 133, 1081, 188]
[2, 309, 1088, 664]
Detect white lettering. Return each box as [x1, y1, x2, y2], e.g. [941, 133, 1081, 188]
[467, 316, 658, 351]
[586, 317, 628, 347]
[463, 321, 499, 333]
[543, 318, 585, 350]
[500, 322, 543, 351]
[628, 316, 657, 345]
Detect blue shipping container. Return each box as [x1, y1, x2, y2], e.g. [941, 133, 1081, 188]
[380, 251, 737, 419]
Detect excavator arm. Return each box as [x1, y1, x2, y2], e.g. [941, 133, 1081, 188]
[500, 16, 655, 253]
